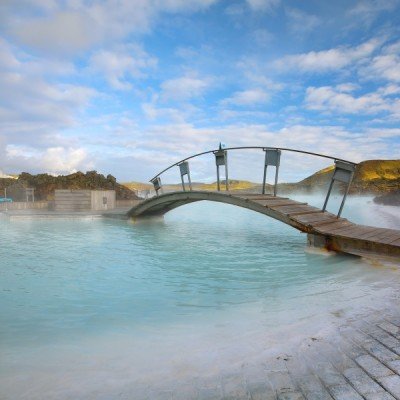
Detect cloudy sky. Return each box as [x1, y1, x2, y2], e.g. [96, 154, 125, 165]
[0, 0, 399, 182]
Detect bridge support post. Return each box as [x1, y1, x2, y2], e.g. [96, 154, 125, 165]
[262, 149, 281, 196]
[150, 177, 163, 196]
[214, 146, 228, 192]
[307, 233, 329, 250]
[322, 160, 356, 217]
[178, 161, 192, 191]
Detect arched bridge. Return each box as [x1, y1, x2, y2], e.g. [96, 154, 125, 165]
[128, 146, 400, 261]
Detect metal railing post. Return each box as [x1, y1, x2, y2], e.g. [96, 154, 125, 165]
[337, 171, 354, 218]
[187, 172, 192, 191]
[180, 174, 186, 191]
[214, 145, 227, 192]
[151, 177, 162, 196]
[322, 180, 334, 212]
[179, 161, 192, 192]
[274, 163, 280, 197]
[262, 149, 281, 196]
[322, 160, 356, 217]
[262, 165, 267, 195]
[225, 161, 229, 191]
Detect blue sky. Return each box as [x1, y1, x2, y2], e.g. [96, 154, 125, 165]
[0, 0, 399, 182]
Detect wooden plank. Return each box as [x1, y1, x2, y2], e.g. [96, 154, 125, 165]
[255, 199, 303, 206]
[270, 206, 316, 216]
[366, 235, 400, 245]
[268, 204, 310, 213]
[390, 238, 400, 247]
[312, 218, 351, 229]
[333, 226, 380, 240]
[374, 229, 400, 241]
[231, 191, 262, 195]
[319, 223, 364, 235]
[292, 212, 338, 225]
[305, 216, 340, 226]
[242, 195, 288, 200]
[378, 234, 400, 245]
[357, 228, 392, 240]
[320, 224, 358, 236]
[357, 228, 399, 242]
[288, 210, 323, 216]
[254, 200, 301, 207]
[314, 223, 353, 235]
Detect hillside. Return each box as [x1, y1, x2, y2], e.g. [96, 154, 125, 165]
[276, 160, 400, 195]
[0, 171, 138, 201]
[122, 160, 399, 196]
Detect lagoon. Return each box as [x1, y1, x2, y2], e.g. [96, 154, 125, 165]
[0, 196, 399, 399]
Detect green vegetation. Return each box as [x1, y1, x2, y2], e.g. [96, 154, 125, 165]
[0, 171, 138, 201]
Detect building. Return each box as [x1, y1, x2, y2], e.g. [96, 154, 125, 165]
[54, 190, 116, 212]
[5, 183, 35, 202]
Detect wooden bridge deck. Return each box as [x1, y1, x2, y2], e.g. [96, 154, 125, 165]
[237, 193, 400, 260]
[128, 191, 400, 261]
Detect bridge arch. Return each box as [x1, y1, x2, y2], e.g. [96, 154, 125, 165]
[127, 191, 312, 233]
[127, 147, 400, 260]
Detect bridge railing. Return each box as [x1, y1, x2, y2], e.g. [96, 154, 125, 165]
[149, 146, 357, 217]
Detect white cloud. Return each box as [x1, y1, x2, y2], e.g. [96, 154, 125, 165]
[141, 103, 189, 122]
[360, 41, 400, 82]
[225, 3, 246, 16]
[285, 7, 320, 34]
[0, 39, 95, 129]
[347, 0, 399, 26]
[41, 147, 91, 174]
[222, 88, 270, 106]
[0, 38, 97, 174]
[106, 121, 398, 181]
[5, 0, 219, 56]
[0, 70, 95, 126]
[160, 75, 212, 101]
[12, 11, 99, 56]
[4, 145, 93, 175]
[305, 84, 400, 117]
[89, 45, 157, 90]
[0, 37, 75, 76]
[274, 38, 381, 72]
[252, 29, 274, 46]
[246, 0, 280, 12]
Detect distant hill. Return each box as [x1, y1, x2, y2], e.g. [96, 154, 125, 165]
[122, 160, 399, 196]
[0, 171, 139, 201]
[281, 159, 400, 194]
[122, 181, 153, 191]
[122, 179, 260, 193]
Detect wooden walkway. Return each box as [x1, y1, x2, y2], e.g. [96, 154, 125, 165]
[128, 191, 400, 261]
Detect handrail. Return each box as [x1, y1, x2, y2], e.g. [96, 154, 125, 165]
[149, 146, 357, 182]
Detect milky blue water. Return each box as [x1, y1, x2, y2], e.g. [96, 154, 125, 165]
[0, 197, 399, 399]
